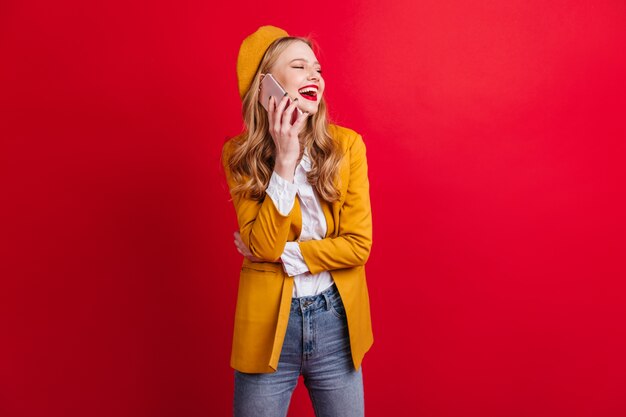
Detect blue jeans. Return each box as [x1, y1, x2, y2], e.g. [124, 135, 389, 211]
[233, 284, 364, 417]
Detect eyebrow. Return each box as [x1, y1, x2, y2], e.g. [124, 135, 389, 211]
[289, 58, 321, 65]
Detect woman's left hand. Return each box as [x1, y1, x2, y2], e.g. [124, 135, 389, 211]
[233, 231, 267, 263]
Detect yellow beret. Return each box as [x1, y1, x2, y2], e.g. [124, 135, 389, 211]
[237, 25, 289, 99]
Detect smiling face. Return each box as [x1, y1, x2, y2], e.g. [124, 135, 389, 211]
[266, 40, 324, 115]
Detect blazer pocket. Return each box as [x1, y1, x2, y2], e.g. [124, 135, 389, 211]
[241, 260, 282, 274]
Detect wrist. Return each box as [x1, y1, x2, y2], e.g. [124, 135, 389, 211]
[275, 153, 298, 166]
[274, 160, 297, 181]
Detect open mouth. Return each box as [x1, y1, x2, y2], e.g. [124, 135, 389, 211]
[298, 85, 318, 101]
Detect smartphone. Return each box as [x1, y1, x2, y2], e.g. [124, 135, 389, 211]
[259, 74, 302, 124]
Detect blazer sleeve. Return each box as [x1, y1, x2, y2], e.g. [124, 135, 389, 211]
[298, 134, 373, 274]
[222, 141, 293, 262]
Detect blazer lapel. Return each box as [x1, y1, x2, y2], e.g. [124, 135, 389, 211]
[323, 154, 350, 238]
[321, 200, 334, 238]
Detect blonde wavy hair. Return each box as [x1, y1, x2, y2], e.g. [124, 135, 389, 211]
[226, 37, 343, 203]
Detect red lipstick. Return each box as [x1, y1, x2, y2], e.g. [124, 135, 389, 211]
[298, 85, 319, 101]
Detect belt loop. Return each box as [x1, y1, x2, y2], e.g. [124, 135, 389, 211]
[322, 290, 331, 311]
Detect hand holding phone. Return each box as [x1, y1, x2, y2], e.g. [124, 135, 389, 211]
[259, 74, 303, 124]
[259, 74, 309, 181]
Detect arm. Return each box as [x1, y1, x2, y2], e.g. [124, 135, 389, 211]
[222, 142, 294, 262]
[298, 134, 373, 274]
[226, 132, 373, 270]
[223, 96, 309, 262]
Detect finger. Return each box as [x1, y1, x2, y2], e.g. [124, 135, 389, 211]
[234, 239, 245, 251]
[292, 110, 310, 132]
[267, 96, 274, 127]
[274, 93, 290, 131]
[282, 97, 299, 128]
[234, 238, 252, 257]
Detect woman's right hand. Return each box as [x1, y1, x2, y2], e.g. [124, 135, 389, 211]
[234, 230, 281, 264]
[268, 94, 309, 182]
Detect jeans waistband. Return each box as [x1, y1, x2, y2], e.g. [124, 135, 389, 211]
[290, 284, 341, 313]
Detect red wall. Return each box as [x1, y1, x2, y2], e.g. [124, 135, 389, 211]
[2, 1, 625, 416]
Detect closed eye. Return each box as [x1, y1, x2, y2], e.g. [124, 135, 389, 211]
[291, 66, 323, 74]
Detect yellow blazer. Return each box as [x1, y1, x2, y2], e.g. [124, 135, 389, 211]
[222, 124, 373, 373]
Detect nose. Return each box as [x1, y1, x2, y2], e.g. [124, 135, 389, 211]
[307, 68, 320, 81]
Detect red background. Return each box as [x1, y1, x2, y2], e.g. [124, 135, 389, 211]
[2, 1, 625, 416]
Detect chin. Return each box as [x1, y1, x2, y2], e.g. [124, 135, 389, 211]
[299, 102, 320, 115]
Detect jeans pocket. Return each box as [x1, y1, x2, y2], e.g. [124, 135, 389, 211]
[330, 296, 347, 319]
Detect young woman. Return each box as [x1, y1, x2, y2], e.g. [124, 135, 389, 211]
[222, 25, 374, 417]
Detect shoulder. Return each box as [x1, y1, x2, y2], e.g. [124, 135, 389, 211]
[328, 124, 364, 151]
[328, 124, 367, 162]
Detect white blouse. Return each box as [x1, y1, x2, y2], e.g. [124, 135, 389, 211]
[265, 153, 334, 297]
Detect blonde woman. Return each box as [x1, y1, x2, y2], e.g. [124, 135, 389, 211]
[222, 25, 373, 417]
